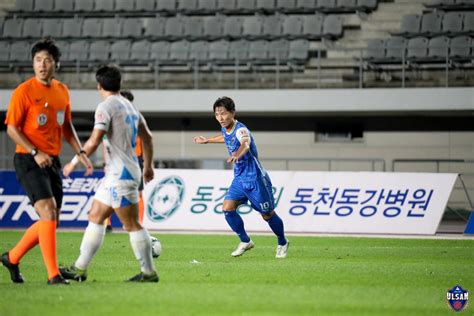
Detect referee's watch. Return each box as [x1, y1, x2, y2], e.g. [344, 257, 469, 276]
[30, 148, 38, 157]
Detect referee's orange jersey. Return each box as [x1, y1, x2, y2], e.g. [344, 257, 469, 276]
[4, 77, 72, 156]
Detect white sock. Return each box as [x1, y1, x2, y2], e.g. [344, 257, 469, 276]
[75, 222, 106, 270]
[129, 229, 155, 275]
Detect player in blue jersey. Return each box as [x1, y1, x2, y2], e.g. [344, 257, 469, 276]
[194, 97, 289, 258]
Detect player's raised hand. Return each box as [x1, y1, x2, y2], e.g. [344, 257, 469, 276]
[227, 155, 239, 164]
[193, 136, 208, 144]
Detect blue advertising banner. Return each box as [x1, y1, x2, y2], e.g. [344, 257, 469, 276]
[0, 170, 122, 228]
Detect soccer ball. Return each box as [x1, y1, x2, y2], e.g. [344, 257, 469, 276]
[150, 236, 162, 258]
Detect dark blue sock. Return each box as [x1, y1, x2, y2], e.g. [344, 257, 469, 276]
[224, 211, 250, 243]
[267, 213, 287, 246]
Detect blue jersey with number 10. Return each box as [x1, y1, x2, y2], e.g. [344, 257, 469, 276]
[222, 121, 264, 180]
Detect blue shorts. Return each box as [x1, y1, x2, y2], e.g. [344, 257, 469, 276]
[225, 173, 275, 214]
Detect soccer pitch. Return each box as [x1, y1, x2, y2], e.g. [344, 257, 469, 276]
[0, 231, 473, 316]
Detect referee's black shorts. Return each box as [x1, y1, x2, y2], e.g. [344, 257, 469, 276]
[14, 153, 63, 208]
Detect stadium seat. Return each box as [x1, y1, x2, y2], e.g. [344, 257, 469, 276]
[189, 40, 209, 61]
[22, 18, 42, 38]
[55, 40, 70, 61]
[111, 40, 132, 61]
[135, 0, 155, 11]
[0, 18, 3, 37]
[164, 17, 183, 40]
[62, 18, 83, 38]
[184, 17, 204, 40]
[198, 0, 217, 13]
[276, 0, 297, 11]
[463, 12, 474, 34]
[203, 16, 223, 40]
[262, 15, 282, 39]
[236, 0, 257, 13]
[169, 40, 190, 60]
[102, 18, 122, 38]
[53, 0, 74, 12]
[2, 19, 23, 38]
[13, 0, 34, 12]
[229, 39, 249, 61]
[216, 0, 236, 12]
[209, 40, 229, 60]
[257, 0, 276, 12]
[116, 0, 135, 11]
[94, 0, 114, 12]
[242, 15, 263, 39]
[150, 41, 171, 62]
[156, 0, 176, 11]
[302, 14, 323, 39]
[9, 41, 30, 61]
[131, 39, 151, 60]
[322, 15, 343, 39]
[296, 0, 317, 10]
[394, 14, 421, 38]
[178, 0, 198, 12]
[288, 39, 309, 60]
[249, 40, 268, 60]
[406, 37, 429, 61]
[317, 0, 337, 12]
[122, 18, 143, 38]
[338, 0, 357, 11]
[89, 40, 110, 61]
[268, 39, 289, 61]
[427, 36, 449, 60]
[34, 0, 54, 12]
[74, 0, 94, 11]
[442, 12, 463, 35]
[282, 15, 303, 38]
[223, 16, 242, 39]
[363, 38, 385, 61]
[385, 36, 406, 60]
[144, 17, 165, 38]
[68, 40, 89, 62]
[356, 0, 377, 12]
[82, 18, 103, 38]
[42, 19, 63, 38]
[450, 36, 471, 60]
[0, 41, 10, 62]
[420, 12, 443, 37]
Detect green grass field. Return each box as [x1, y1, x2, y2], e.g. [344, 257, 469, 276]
[0, 231, 473, 316]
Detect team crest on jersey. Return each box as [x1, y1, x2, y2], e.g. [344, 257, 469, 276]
[37, 113, 48, 126]
[56, 110, 65, 125]
[447, 285, 469, 312]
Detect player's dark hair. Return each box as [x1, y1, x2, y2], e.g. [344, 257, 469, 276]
[96, 65, 121, 92]
[120, 90, 134, 102]
[213, 96, 235, 113]
[31, 37, 61, 63]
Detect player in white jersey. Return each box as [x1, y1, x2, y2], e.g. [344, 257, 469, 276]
[59, 65, 158, 282]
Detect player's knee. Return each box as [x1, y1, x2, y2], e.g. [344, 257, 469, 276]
[35, 202, 58, 220]
[261, 210, 275, 221]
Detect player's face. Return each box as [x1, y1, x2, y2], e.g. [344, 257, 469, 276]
[33, 50, 56, 84]
[215, 106, 235, 130]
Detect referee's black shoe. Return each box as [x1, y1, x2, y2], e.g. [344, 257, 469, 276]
[47, 274, 70, 285]
[1, 252, 25, 283]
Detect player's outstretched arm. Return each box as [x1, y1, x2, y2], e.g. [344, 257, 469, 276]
[193, 135, 224, 144]
[227, 139, 250, 164]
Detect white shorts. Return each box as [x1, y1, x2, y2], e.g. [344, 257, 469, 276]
[94, 178, 139, 209]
